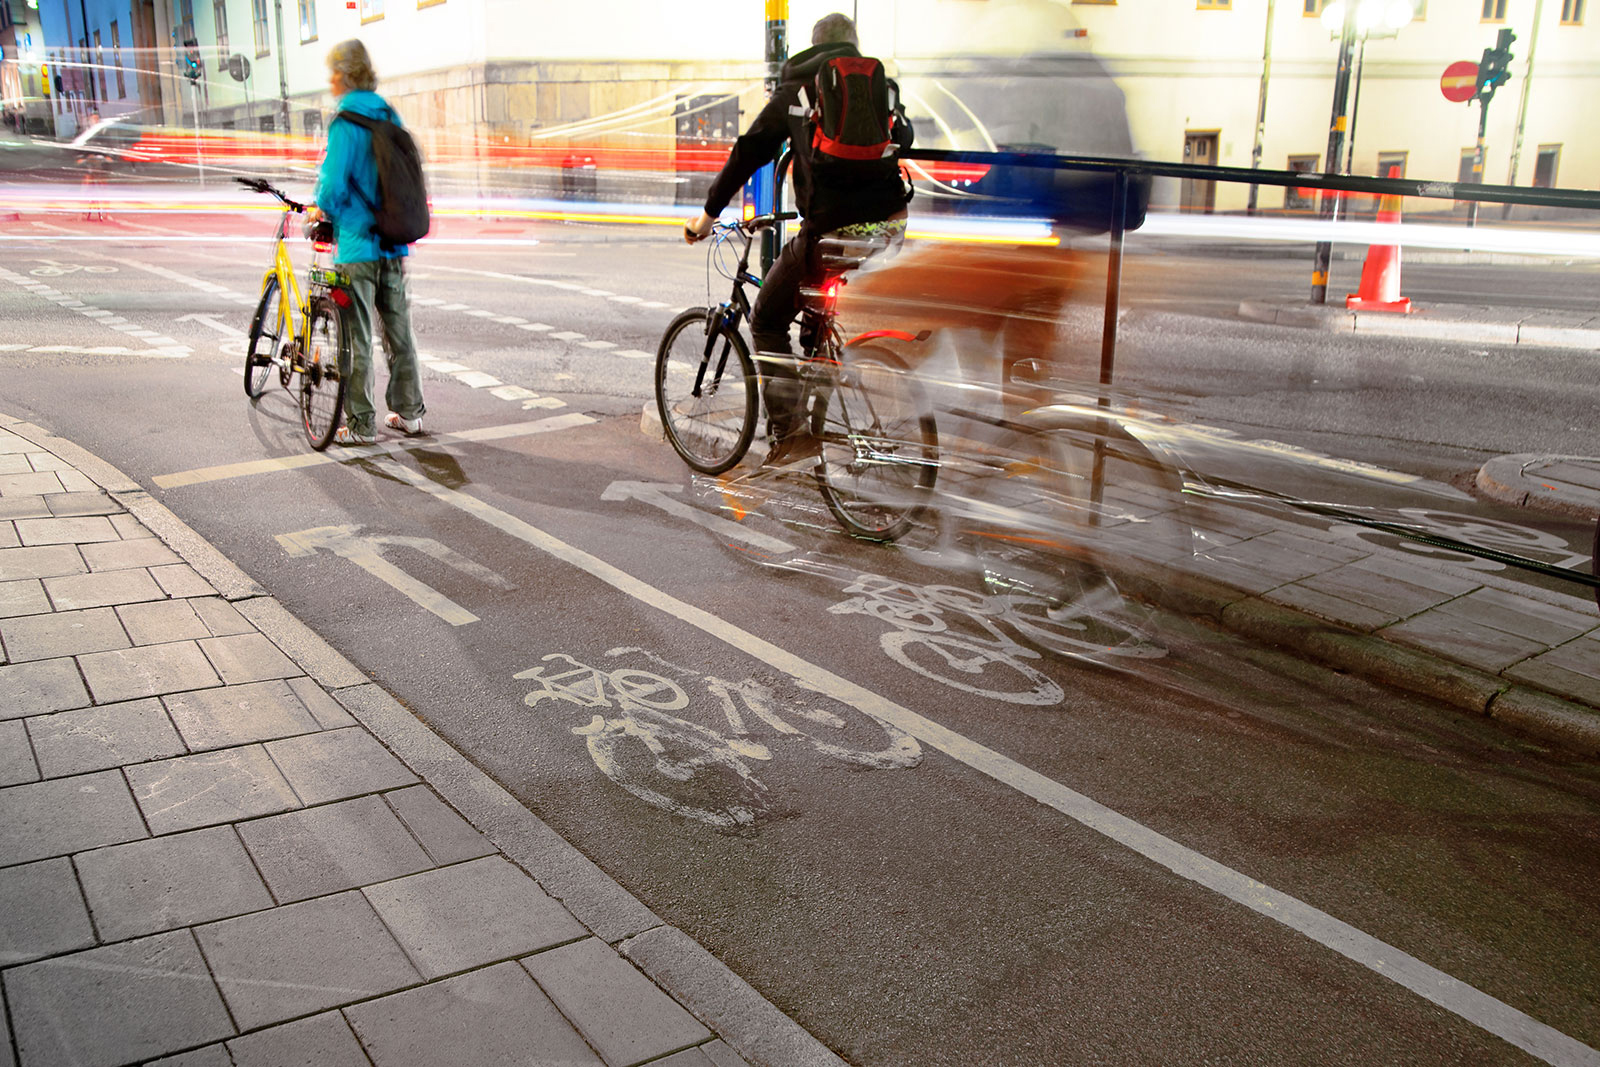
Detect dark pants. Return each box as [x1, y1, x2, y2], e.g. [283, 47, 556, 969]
[749, 224, 824, 439]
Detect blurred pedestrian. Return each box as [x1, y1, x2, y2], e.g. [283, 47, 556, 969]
[312, 38, 427, 446]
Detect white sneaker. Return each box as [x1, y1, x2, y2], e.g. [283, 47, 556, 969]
[384, 412, 425, 436]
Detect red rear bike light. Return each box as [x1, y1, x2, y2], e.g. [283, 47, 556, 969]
[330, 287, 351, 308]
[313, 241, 335, 254]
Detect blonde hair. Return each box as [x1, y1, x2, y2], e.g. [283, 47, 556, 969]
[326, 39, 377, 92]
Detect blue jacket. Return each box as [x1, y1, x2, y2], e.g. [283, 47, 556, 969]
[316, 90, 408, 265]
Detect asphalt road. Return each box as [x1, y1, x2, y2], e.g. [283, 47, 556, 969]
[2, 206, 1598, 1067]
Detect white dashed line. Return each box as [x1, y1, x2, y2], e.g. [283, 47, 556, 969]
[490, 385, 540, 402]
[615, 350, 654, 360]
[548, 331, 585, 341]
[579, 340, 617, 351]
[435, 303, 469, 311]
[518, 323, 553, 332]
[455, 371, 503, 389]
[427, 361, 469, 373]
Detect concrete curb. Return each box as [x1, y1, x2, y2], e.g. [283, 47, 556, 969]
[1237, 300, 1600, 350]
[1115, 560, 1600, 758]
[7, 413, 839, 1067]
[1476, 454, 1600, 522]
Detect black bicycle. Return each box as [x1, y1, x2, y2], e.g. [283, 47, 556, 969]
[655, 213, 939, 541]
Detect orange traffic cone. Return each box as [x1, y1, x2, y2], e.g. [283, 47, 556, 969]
[1346, 165, 1411, 313]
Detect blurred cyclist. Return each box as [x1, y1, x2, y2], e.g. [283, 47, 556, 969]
[685, 12, 914, 469]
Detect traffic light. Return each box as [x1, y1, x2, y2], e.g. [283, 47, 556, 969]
[1475, 28, 1515, 103]
[182, 37, 202, 82]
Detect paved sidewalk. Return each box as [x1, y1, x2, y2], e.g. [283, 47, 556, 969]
[1477, 454, 1600, 521]
[1237, 297, 1600, 351]
[0, 416, 841, 1067]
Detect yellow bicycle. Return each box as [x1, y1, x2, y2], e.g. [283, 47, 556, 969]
[237, 176, 350, 451]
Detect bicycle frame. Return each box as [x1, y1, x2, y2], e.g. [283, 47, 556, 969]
[261, 208, 310, 360]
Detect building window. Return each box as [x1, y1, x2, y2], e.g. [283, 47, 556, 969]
[112, 21, 125, 98]
[1481, 0, 1507, 20]
[179, 0, 196, 45]
[213, 0, 229, 68]
[253, 0, 270, 56]
[94, 29, 107, 100]
[1197, 0, 1231, 8]
[1533, 145, 1560, 187]
[1561, 0, 1585, 21]
[1284, 155, 1319, 212]
[1375, 151, 1407, 178]
[361, 0, 384, 21]
[298, 0, 317, 41]
[1072, 0, 1115, 5]
[1303, 0, 1322, 14]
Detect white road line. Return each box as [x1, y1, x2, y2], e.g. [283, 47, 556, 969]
[549, 331, 585, 342]
[579, 340, 617, 350]
[435, 303, 469, 311]
[518, 323, 553, 332]
[426, 361, 469, 373]
[152, 413, 595, 489]
[463, 309, 498, 318]
[615, 350, 654, 360]
[455, 371, 503, 389]
[362, 453, 1597, 1067]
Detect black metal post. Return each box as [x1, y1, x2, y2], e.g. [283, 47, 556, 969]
[1091, 170, 1130, 514]
[1310, 0, 1359, 304]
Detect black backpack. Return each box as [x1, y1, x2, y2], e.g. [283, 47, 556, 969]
[804, 55, 902, 173]
[334, 109, 430, 250]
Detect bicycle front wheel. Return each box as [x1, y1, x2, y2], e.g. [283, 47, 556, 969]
[655, 308, 759, 475]
[244, 276, 282, 400]
[814, 346, 939, 542]
[300, 295, 348, 452]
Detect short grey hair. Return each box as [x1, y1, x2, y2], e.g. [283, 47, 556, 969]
[811, 13, 858, 46]
[326, 39, 377, 91]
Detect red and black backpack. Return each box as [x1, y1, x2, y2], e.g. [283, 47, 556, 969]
[805, 56, 900, 171]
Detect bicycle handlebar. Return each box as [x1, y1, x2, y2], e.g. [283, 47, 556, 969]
[234, 175, 305, 214]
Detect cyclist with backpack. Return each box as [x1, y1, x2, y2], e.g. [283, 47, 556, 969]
[685, 13, 913, 469]
[312, 38, 430, 446]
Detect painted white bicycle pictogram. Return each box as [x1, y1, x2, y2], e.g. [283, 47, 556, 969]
[29, 262, 117, 277]
[829, 573, 1165, 706]
[515, 649, 920, 829]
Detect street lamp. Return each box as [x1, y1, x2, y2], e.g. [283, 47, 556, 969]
[1320, 0, 1414, 174]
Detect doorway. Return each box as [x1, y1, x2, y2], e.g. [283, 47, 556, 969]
[1181, 131, 1219, 213]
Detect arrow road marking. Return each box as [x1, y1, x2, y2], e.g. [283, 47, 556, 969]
[601, 480, 796, 554]
[276, 524, 515, 626]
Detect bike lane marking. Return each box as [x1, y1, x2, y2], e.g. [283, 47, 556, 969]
[0, 264, 191, 355]
[368, 451, 1597, 1067]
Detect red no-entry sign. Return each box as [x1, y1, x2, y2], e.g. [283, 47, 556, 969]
[1441, 60, 1480, 102]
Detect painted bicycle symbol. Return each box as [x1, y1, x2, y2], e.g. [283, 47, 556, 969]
[829, 573, 1166, 706]
[29, 262, 118, 277]
[1331, 508, 1591, 572]
[515, 649, 920, 829]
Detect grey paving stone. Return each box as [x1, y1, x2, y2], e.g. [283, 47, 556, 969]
[1354, 552, 1483, 597]
[265, 727, 418, 806]
[383, 785, 496, 866]
[145, 1045, 234, 1067]
[227, 1011, 370, 1067]
[0, 454, 28, 475]
[240, 795, 433, 905]
[196, 891, 421, 1029]
[287, 675, 356, 729]
[110, 513, 150, 539]
[523, 937, 711, 1066]
[80, 641, 222, 704]
[0, 496, 51, 521]
[1262, 581, 1400, 633]
[27, 452, 71, 473]
[14, 515, 121, 546]
[0, 657, 91, 719]
[80, 535, 182, 572]
[56, 469, 99, 494]
[0, 718, 38, 786]
[190, 597, 254, 637]
[1380, 610, 1550, 675]
[1506, 635, 1600, 705]
[363, 856, 585, 979]
[1, 605, 129, 662]
[4, 930, 235, 1067]
[127, 746, 301, 835]
[118, 598, 214, 645]
[345, 961, 602, 1067]
[44, 567, 167, 611]
[0, 471, 64, 496]
[0, 521, 16, 549]
[0, 857, 94, 965]
[0, 543, 86, 581]
[76, 824, 273, 942]
[1296, 561, 1467, 617]
[153, 563, 219, 598]
[163, 680, 321, 752]
[27, 697, 186, 778]
[0, 577, 50, 619]
[701, 1039, 754, 1067]
[45, 493, 121, 518]
[1433, 586, 1599, 648]
[199, 632, 300, 685]
[0, 768, 147, 864]
[651, 1049, 719, 1067]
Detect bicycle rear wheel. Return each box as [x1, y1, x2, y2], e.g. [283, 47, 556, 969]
[814, 346, 939, 542]
[300, 295, 348, 452]
[244, 277, 282, 400]
[656, 308, 759, 475]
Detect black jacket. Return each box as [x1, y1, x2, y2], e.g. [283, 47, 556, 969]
[702, 42, 914, 234]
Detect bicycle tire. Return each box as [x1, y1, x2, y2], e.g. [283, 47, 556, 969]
[299, 295, 348, 452]
[243, 276, 282, 400]
[655, 307, 759, 475]
[814, 346, 939, 542]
